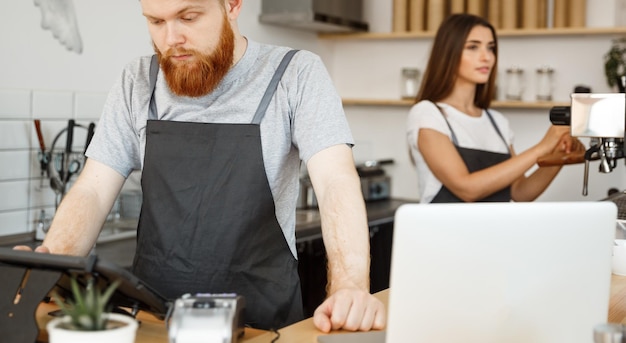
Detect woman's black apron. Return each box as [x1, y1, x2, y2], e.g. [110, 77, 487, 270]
[132, 50, 304, 330]
[431, 107, 512, 203]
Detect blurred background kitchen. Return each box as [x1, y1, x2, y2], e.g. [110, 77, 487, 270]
[0, 0, 625, 239]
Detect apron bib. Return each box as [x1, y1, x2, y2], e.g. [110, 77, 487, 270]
[132, 50, 304, 329]
[431, 107, 512, 203]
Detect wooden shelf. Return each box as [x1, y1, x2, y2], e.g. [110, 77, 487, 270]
[320, 26, 626, 40]
[342, 98, 570, 109]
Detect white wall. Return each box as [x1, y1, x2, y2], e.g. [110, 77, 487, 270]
[0, 0, 624, 236]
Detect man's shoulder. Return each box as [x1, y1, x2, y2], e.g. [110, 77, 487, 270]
[115, 55, 155, 92]
[253, 41, 321, 66]
[122, 55, 154, 75]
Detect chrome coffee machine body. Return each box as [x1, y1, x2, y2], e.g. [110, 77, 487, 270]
[549, 93, 625, 195]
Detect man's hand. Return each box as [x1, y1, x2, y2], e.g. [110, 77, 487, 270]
[13, 245, 50, 253]
[313, 288, 386, 333]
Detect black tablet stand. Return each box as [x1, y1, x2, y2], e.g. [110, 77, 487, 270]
[0, 253, 97, 343]
[0, 248, 169, 343]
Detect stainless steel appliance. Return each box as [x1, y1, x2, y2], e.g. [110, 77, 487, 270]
[259, 0, 368, 33]
[357, 159, 393, 202]
[550, 93, 626, 222]
[550, 93, 625, 197]
[296, 159, 393, 209]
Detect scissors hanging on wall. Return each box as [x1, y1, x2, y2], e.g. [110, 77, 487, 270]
[34, 119, 96, 208]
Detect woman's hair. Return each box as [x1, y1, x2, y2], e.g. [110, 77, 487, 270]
[415, 13, 498, 109]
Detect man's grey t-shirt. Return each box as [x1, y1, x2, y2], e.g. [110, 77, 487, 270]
[86, 39, 354, 258]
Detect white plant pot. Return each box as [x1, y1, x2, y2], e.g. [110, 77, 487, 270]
[46, 313, 138, 343]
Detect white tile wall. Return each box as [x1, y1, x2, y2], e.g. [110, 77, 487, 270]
[0, 151, 30, 180]
[0, 211, 30, 236]
[0, 120, 33, 150]
[0, 87, 107, 236]
[32, 91, 74, 119]
[0, 90, 30, 118]
[0, 180, 29, 211]
[75, 92, 107, 119]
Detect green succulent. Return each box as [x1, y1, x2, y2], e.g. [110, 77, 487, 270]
[52, 276, 120, 331]
[604, 38, 626, 88]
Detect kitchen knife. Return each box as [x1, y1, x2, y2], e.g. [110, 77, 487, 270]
[65, 119, 75, 154]
[33, 119, 46, 153]
[63, 119, 75, 183]
[84, 122, 95, 154]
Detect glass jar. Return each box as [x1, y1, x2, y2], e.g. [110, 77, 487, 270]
[401, 68, 420, 100]
[536, 66, 554, 101]
[505, 67, 524, 100]
[593, 323, 625, 343]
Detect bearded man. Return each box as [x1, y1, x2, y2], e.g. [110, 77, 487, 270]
[16, 0, 385, 332]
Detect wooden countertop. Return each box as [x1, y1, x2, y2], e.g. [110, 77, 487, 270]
[35, 275, 626, 342]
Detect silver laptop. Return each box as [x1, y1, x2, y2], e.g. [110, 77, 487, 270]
[319, 201, 616, 343]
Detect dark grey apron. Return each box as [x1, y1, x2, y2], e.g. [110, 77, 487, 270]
[132, 50, 304, 330]
[431, 107, 512, 203]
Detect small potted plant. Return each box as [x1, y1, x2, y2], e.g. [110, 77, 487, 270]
[46, 276, 138, 343]
[604, 38, 626, 92]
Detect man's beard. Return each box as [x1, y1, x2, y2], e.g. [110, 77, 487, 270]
[156, 18, 235, 98]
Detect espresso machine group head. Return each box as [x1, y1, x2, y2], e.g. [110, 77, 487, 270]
[549, 93, 625, 196]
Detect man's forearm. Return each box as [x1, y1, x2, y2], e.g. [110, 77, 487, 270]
[318, 175, 371, 294]
[43, 184, 110, 256]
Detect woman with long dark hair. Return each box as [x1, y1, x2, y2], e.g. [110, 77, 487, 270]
[407, 13, 581, 203]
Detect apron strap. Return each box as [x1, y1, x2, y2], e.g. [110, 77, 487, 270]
[148, 54, 159, 120]
[435, 105, 460, 146]
[484, 109, 511, 154]
[436, 105, 510, 153]
[251, 50, 299, 125]
[147, 51, 299, 123]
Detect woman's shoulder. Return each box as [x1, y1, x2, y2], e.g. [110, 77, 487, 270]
[408, 100, 448, 131]
[410, 100, 442, 116]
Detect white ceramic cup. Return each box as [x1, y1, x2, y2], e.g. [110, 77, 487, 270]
[613, 239, 626, 276]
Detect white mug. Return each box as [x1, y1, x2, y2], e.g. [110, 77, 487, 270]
[612, 239, 626, 276]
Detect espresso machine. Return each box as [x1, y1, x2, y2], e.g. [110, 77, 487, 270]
[549, 93, 626, 221]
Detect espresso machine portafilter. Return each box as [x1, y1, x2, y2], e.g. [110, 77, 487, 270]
[549, 93, 625, 196]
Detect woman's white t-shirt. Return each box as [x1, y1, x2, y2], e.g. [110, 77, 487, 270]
[406, 100, 515, 203]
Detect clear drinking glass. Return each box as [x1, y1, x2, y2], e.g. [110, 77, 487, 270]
[401, 68, 420, 100]
[505, 67, 524, 100]
[536, 66, 554, 101]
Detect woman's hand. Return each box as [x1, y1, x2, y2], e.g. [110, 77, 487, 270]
[537, 125, 571, 156]
[552, 134, 586, 155]
[536, 128, 587, 167]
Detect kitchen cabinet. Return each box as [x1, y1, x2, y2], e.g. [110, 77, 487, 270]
[320, 26, 626, 108]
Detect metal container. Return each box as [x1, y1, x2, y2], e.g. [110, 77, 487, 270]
[259, 0, 368, 32]
[594, 323, 626, 343]
[570, 93, 625, 138]
[119, 191, 142, 219]
[297, 177, 318, 209]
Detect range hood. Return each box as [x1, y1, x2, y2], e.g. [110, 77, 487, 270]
[259, 0, 369, 33]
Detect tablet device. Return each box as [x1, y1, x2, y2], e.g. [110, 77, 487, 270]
[0, 247, 170, 319]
